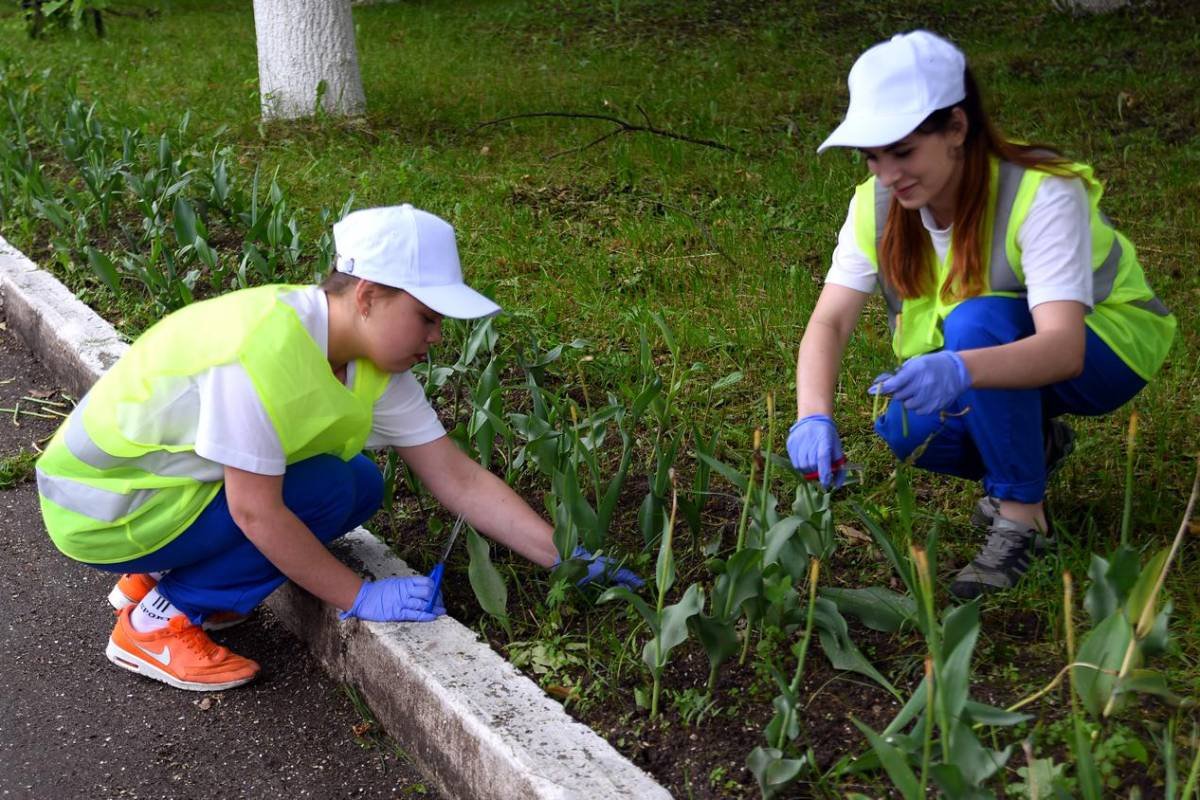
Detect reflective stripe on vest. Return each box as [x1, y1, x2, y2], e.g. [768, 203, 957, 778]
[36, 468, 156, 523]
[870, 163, 1170, 334]
[63, 396, 223, 481]
[36, 284, 394, 563]
[38, 394, 226, 523]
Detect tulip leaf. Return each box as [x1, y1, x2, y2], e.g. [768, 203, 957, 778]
[466, 528, 509, 631]
[820, 586, 917, 633]
[852, 718, 922, 800]
[1073, 611, 1133, 716]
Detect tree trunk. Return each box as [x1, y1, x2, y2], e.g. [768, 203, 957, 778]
[252, 0, 366, 121]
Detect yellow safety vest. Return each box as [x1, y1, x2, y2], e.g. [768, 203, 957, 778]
[37, 285, 391, 563]
[852, 158, 1175, 379]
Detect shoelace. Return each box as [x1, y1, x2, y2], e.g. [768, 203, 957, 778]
[169, 618, 223, 659]
[972, 527, 1034, 570]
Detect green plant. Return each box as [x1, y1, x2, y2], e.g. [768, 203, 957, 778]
[466, 525, 511, 636]
[631, 309, 703, 548]
[669, 687, 716, 725]
[25, 0, 109, 40]
[688, 433, 839, 700]
[840, 468, 1034, 799]
[746, 559, 822, 799]
[0, 451, 38, 489]
[1158, 713, 1200, 799]
[599, 482, 702, 718]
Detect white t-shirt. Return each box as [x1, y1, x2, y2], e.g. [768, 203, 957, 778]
[192, 286, 445, 476]
[825, 174, 1093, 310]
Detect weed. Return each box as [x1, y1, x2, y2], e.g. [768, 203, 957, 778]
[0, 450, 37, 489]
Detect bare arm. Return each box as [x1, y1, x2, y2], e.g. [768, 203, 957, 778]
[958, 300, 1086, 389]
[396, 436, 559, 568]
[796, 284, 872, 418]
[223, 466, 365, 611]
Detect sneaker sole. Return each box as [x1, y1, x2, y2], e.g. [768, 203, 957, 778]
[108, 587, 248, 631]
[105, 637, 257, 692]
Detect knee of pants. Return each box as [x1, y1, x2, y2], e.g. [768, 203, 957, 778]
[347, 453, 384, 527]
[282, 455, 361, 540]
[874, 404, 941, 463]
[942, 296, 1034, 352]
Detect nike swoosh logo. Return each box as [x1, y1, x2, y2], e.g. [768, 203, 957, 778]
[135, 642, 171, 666]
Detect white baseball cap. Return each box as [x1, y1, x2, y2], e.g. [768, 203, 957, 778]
[818, 30, 966, 153]
[333, 204, 501, 319]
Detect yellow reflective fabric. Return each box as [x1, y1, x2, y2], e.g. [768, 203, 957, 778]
[853, 158, 1175, 378]
[38, 285, 392, 564]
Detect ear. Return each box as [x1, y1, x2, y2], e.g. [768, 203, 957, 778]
[947, 107, 969, 148]
[353, 278, 381, 319]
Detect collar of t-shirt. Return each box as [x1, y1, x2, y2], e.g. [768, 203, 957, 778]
[918, 206, 953, 263]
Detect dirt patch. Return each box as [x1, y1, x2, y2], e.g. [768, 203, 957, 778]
[0, 320, 67, 461]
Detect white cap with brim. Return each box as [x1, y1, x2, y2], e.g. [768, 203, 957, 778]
[818, 30, 966, 154]
[332, 204, 502, 320]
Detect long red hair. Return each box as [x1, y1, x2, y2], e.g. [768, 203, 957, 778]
[879, 68, 1074, 301]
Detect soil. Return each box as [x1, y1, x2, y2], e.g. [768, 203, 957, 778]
[372, 430, 1179, 798]
[376, 471, 923, 797]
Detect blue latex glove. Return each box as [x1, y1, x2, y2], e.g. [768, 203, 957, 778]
[558, 546, 645, 590]
[869, 351, 972, 416]
[786, 414, 846, 489]
[339, 576, 446, 622]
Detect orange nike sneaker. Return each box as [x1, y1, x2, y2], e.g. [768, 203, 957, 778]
[106, 606, 261, 691]
[107, 573, 248, 631]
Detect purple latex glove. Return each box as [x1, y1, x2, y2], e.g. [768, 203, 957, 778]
[786, 414, 846, 489]
[557, 546, 645, 590]
[869, 351, 972, 416]
[339, 576, 446, 622]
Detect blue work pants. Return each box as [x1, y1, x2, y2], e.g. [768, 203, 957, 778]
[874, 297, 1145, 503]
[88, 454, 383, 625]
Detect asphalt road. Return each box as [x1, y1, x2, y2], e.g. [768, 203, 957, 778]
[0, 317, 439, 800]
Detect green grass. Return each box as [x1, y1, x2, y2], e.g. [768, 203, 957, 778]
[1, 0, 1198, 791]
[0, 450, 37, 489]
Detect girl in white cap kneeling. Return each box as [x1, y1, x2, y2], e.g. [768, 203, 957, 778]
[37, 204, 641, 691]
[788, 31, 1174, 598]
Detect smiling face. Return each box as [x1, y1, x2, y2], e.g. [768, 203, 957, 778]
[358, 287, 444, 374]
[859, 107, 969, 227]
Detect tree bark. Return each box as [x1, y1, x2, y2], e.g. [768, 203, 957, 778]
[252, 0, 366, 121]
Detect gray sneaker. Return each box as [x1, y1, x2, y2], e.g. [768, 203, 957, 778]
[971, 420, 1075, 528]
[951, 516, 1049, 599]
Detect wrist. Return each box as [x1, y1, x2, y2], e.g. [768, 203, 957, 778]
[338, 580, 370, 620]
[948, 351, 972, 387]
[792, 413, 834, 431]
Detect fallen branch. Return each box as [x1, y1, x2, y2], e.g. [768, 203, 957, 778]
[472, 111, 740, 156]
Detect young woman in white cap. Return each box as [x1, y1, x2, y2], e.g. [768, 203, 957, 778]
[37, 204, 641, 691]
[788, 31, 1175, 598]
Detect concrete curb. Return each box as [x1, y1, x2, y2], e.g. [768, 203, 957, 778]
[0, 235, 672, 800]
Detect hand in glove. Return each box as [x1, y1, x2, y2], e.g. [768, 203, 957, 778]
[786, 414, 846, 489]
[339, 576, 446, 622]
[869, 351, 972, 416]
[558, 546, 645, 590]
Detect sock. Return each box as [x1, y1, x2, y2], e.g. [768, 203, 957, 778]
[130, 588, 182, 633]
